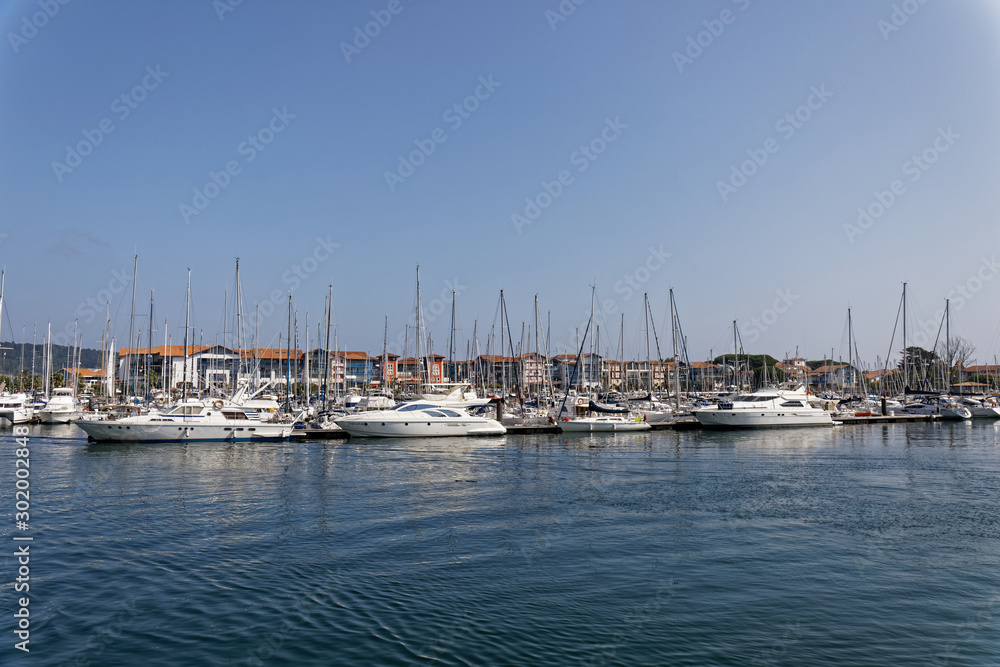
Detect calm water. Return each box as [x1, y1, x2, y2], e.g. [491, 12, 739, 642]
[3, 421, 1000, 666]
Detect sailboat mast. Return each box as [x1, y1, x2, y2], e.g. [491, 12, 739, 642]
[30, 325, 36, 395]
[945, 298, 950, 392]
[324, 285, 333, 405]
[500, 290, 506, 396]
[163, 317, 169, 396]
[534, 295, 540, 395]
[45, 323, 51, 398]
[304, 311, 309, 403]
[125, 254, 138, 399]
[733, 320, 741, 392]
[382, 316, 388, 395]
[18, 326, 25, 392]
[448, 291, 456, 384]
[285, 295, 292, 407]
[415, 265, 423, 388]
[644, 292, 651, 396]
[235, 258, 244, 384]
[182, 270, 191, 399]
[146, 291, 153, 404]
[848, 307, 853, 396]
[671, 290, 680, 409]
[619, 313, 624, 392]
[903, 283, 910, 399]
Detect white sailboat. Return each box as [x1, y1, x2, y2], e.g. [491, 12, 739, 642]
[557, 289, 650, 433]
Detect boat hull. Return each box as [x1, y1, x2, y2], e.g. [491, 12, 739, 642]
[335, 416, 506, 438]
[37, 410, 83, 424]
[692, 410, 833, 428]
[75, 420, 292, 443]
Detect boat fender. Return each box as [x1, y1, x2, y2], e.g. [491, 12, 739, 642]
[643, 414, 647, 421]
[214, 399, 224, 409]
[562, 417, 569, 422]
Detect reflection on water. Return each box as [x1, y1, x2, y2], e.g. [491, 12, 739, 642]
[4, 421, 1000, 665]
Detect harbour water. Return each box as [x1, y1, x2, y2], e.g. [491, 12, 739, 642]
[4, 421, 1000, 666]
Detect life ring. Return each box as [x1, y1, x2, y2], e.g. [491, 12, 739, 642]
[213, 399, 224, 409]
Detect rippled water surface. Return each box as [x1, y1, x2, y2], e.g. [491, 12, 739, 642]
[4, 421, 1000, 666]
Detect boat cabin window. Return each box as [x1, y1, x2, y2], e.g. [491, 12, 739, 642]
[439, 409, 460, 417]
[165, 405, 204, 415]
[397, 403, 437, 412]
[780, 401, 804, 407]
[422, 410, 446, 417]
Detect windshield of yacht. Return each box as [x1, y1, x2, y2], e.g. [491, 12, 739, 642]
[396, 403, 438, 412]
[164, 405, 204, 415]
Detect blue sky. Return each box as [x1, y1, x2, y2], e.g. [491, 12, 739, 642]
[2, 0, 999, 368]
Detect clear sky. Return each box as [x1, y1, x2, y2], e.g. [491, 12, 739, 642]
[2, 0, 999, 368]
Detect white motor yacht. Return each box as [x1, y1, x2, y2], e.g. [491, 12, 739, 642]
[334, 400, 505, 437]
[691, 387, 834, 428]
[0, 392, 35, 424]
[75, 399, 293, 442]
[960, 397, 1000, 418]
[37, 388, 84, 423]
[898, 399, 972, 420]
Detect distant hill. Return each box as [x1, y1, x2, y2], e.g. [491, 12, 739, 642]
[0, 342, 103, 375]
